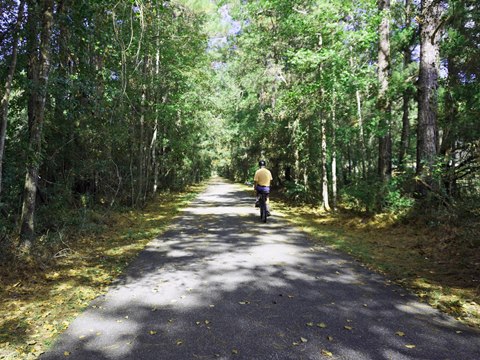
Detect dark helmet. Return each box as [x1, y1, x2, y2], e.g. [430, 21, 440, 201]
[259, 160, 266, 167]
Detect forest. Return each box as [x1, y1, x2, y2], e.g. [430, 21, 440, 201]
[0, 0, 480, 262]
[0, 0, 479, 357]
[0, 1, 479, 266]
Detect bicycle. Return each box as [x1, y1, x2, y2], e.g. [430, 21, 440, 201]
[258, 192, 268, 223]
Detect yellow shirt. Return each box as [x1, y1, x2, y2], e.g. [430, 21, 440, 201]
[254, 168, 273, 186]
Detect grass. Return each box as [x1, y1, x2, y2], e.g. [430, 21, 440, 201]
[267, 190, 480, 329]
[0, 184, 205, 360]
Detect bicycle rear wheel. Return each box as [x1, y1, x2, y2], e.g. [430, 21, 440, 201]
[260, 194, 267, 223]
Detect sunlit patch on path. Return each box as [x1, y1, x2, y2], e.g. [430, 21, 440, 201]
[41, 178, 480, 360]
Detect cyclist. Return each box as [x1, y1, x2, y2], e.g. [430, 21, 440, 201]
[254, 160, 273, 216]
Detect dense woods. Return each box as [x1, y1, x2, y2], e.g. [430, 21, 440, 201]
[219, 0, 479, 214]
[1, 0, 220, 257]
[0, 0, 479, 261]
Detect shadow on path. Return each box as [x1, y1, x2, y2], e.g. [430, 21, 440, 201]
[41, 178, 480, 360]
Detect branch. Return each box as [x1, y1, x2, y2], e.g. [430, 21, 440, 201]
[292, 7, 308, 15]
[415, 177, 451, 207]
[431, 14, 450, 45]
[109, 159, 122, 208]
[455, 166, 480, 181]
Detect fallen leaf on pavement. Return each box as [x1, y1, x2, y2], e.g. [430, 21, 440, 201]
[321, 349, 333, 357]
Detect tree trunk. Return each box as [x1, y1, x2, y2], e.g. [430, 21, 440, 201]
[153, 18, 161, 194]
[398, 0, 412, 170]
[347, 145, 353, 180]
[20, 0, 54, 248]
[54, 0, 73, 183]
[0, 0, 26, 197]
[331, 90, 337, 211]
[356, 89, 367, 179]
[291, 118, 301, 184]
[416, 0, 443, 194]
[321, 108, 330, 212]
[350, 49, 367, 179]
[398, 92, 411, 169]
[441, 57, 459, 196]
[151, 119, 158, 194]
[137, 56, 147, 206]
[377, 0, 392, 181]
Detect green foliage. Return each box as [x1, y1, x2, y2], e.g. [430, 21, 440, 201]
[1, 0, 479, 259]
[383, 176, 415, 214]
[284, 181, 310, 203]
[340, 179, 382, 213]
[0, 0, 228, 259]
[340, 175, 414, 214]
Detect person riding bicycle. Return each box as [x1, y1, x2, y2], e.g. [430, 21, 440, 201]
[254, 160, 273, 216]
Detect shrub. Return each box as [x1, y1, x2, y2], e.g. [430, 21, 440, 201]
[284, 181, 311, 203]
[384, 176, 415, 214]
[340, 176, 414, 214]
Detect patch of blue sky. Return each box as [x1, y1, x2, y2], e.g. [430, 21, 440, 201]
[208, 4, 241, 50]
[211, 61, 226, 70]
[110, 71, 120, 81]
[219, 4, 241, 36]
[411, 44, 420, 63]
[208, 36, 228, 48]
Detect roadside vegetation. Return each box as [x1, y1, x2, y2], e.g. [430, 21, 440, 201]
[0, 0, 479, 357]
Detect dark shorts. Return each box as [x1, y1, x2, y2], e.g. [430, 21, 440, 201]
[256, 185, 270, 194]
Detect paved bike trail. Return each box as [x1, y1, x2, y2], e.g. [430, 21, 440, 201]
[41, 178, 480, 360]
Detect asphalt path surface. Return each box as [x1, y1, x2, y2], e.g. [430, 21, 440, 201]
[41, 178, 480, 360]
